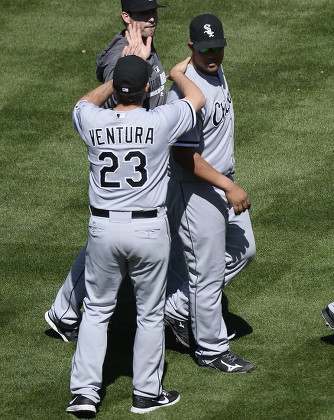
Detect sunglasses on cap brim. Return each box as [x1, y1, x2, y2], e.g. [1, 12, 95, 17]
[196, 46, 224, 54]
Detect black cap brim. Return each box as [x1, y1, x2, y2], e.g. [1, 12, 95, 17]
[126, 4, 165, 12]
[192, 38, 227, 50]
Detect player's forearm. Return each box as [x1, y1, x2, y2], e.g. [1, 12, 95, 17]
[172, 147, 233, 190]
[193, 154, 237, 190]
[77, 80, 114, 106]
[172, 147, 251, 214]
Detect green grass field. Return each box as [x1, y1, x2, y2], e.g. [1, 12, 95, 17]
[1, 0, 333, 419]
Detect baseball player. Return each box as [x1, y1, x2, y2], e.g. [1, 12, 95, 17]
[163, 14, 256, 372]
[45, 0, 167, 341]
[65, 54, 205, 416]
[96, 0, 166, 109]
[322, 303, 334, 331]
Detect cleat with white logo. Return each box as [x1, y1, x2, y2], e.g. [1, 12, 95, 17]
[164, 314, 190, 348]
[199, 350, 254, 373]
[45, 311, 78, 342]
[66, 395, 97, 417]
[131, 390, 180, 414]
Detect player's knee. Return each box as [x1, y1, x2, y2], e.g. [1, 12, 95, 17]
[247, 241, 256, 263]
[250, 237, 256, 259]
[242, 232, 256, 263]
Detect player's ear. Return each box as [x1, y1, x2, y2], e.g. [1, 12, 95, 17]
[187, 42, 195, 52]
[145, 82, 150, 93]
[122, 11, 131, 25]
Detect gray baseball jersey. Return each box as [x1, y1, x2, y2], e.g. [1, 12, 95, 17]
[73, 99, 196, 211]
[167, 64, 235, 182]
[165, 64, 256, 362]
[69, 98, 197, 402]
[96, 30, 166, 110]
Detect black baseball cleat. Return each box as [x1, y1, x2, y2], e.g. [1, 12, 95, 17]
[198, 350, 254, 373]
[45, 311, 78, 342]
[66, 395, 97, 418]
[322, 307, 334, 331]
[131, 390, 180, 414]
[164, 314, 190, 348]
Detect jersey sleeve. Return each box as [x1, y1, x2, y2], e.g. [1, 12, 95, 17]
[72, 100, 100, 144]
[158, 99, 197, 146]
[167, 83, 201, 148]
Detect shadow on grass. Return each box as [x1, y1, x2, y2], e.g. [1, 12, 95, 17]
[320, 334, 334, 346]
[45, 328, 68, 340]
[222, 292, 253, 339]
[52, 276, 254, 404]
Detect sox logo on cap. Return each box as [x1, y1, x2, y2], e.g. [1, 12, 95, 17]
[203, 24, 214, 38]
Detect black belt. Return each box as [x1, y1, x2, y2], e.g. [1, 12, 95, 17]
[90, 206, 158, 219]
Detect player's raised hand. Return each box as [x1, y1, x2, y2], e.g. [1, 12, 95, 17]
[167, 57, 191, 80]
[224, 182, 251, 215]
[121, 43, 142, 58]
[125, 22, 152, 61]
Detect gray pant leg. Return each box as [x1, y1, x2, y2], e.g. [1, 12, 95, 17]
[165, 235, 190, 321]
[49, 244, 87, 327]
[224, 206, 256, 286]
[165, 185, 256, 325]
[165, 182, 191, 321]
[328, 302, 334, 312]
[166, 230, 188, 297]
[166, 180, 229, 358]
[70, 223, 124, 403]
[131, 216, 169, 397]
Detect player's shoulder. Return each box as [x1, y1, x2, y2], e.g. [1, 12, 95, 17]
[96, 31, 125, 66]
[153, 100, 195, 126]
[153, 98, 188, 112]
[184, 65, 212, 94]
[74, 100, 110, 120]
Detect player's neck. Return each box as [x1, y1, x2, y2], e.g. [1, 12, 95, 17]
[114, 104, 143, 111]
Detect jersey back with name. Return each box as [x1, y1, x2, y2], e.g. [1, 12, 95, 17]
[73, 100, 196, 211]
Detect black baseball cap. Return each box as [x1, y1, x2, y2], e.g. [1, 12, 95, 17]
[190, 14, 227, 50]
[113, 55, 152, 94]
[121, 0, 165, 12]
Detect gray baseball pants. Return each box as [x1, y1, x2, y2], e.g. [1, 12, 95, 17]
[70, 209, 170, 402]
[164, 178, 256, 362]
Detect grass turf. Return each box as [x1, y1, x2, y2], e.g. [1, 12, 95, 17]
[1, 0, 333, 419]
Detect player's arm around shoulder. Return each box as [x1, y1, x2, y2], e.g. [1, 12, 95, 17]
[168, 57, 205, 113]
[76, 79, 114, 107]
